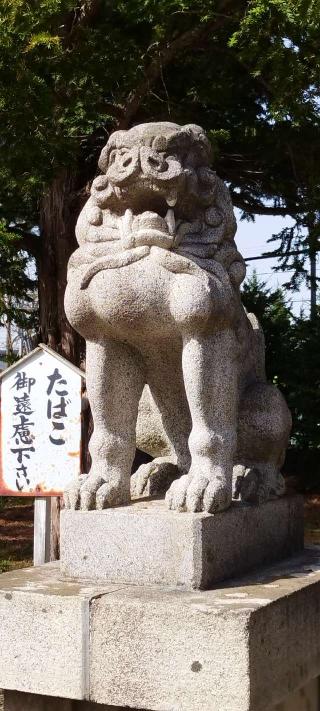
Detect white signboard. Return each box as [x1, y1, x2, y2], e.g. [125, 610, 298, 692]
[0, 344, 84, 496]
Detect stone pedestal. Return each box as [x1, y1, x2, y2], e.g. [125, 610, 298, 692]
[60, 496, 303, 589]
[1, 547, 320, 710]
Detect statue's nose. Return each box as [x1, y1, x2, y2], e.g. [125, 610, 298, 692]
[140, 147, 168, 176]
[140, 147, 184, 186]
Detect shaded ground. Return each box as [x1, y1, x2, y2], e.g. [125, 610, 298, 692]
[304, 494, 320, 544]
[0, 498, 33, 573]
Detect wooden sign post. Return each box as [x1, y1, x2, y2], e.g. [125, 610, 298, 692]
[0, 344, 84, 564]
[33, 498, 52, 565]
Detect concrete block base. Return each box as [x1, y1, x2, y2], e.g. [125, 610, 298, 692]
[1, 548, 320, 710]
[60, 495, 303, 588]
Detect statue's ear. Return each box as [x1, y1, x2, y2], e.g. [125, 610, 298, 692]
[182, 125, 212, 167]
[98, 131, 128, 172]
[98, 145, 110, 173]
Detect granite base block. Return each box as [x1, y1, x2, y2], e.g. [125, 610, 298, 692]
[0, 549, 320, 710]
[60, 495, 303, 588]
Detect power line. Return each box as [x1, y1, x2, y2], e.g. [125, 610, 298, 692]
[245, 271, 297, 276]
[244, 249, 309, 262]
[243, 248, 318, 315]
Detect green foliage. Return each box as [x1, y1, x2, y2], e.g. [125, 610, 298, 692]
[288, 310, 320, 449]
[242, 272, 320, 449]
[242, 270, 293, 396]
[0, 0, 319, 224]
[0, 224, 33, 300]
[0, 221, 38, 341]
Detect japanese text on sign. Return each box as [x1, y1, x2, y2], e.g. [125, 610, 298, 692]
[0, 346, 83, 496]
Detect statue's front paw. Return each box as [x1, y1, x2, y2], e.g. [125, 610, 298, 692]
[64, 472, 129, 510]
[165, 474, 231, 513]
[63, 474, 88, 510]
[130, 458, 179, 498]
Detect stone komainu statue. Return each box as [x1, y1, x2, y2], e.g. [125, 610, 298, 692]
[64, 122, 291, 513]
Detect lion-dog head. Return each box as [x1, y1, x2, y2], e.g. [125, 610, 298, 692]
[75, 122, 246, 290]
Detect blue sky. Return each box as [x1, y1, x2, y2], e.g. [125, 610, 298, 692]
[234, 210, 315, 316]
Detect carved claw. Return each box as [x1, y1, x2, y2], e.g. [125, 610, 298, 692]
[64, 473, 129, 510]
[165, 474, 232, 513]
[131, 458, 179, 499]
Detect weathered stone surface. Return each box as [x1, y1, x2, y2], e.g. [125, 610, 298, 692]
[89, 548, 320, 711]
[64, 121, 291, 515]
[60, 495, 303, 588]
[0, 564, 120, 700]
[1, 549, 320, 710]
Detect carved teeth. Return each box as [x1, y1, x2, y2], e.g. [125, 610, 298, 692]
[165, 209, 175, 235]
[123, 208, 134, 231]
[120, 208, 135, 248]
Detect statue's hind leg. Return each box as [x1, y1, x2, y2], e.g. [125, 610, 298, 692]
[64, 338, 144, 510]
[234, 381, 292, 503]
[132, 341, 191, 498]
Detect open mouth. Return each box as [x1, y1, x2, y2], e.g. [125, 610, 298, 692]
[105, 182, 183, 250]
[89, 175, 204, 250]
[119, 207, 176, 249]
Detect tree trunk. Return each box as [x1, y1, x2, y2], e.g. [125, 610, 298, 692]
[37, 171, 90, 561]
[38, 169, 85, 366]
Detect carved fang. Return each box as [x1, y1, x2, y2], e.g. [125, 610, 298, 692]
[123, 208, 134, 231]
[165, 209, 175, 235]
[120, 208, 135, 248]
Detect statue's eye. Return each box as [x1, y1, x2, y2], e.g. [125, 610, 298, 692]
[109, 150, 117, 165]
[122, 154, 133, 167]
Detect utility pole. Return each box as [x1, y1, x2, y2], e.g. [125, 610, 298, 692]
[308, 215, 318, 320]
[310, 247, 317, 320]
